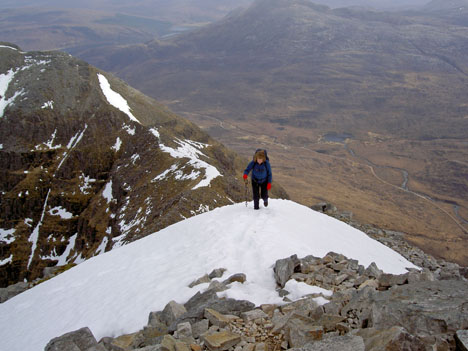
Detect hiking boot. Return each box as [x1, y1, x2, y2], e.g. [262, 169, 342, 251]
[264, 200, 268, 207]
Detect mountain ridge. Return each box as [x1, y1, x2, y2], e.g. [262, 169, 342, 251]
[0, 43, 287, 287]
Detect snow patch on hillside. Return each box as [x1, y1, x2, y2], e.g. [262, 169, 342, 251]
[98, 73, 141, 124]
[159, 138, 222, 189]
[0, 68, 25, 117]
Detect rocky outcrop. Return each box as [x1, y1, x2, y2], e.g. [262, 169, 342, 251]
[46, 248, 468, 351]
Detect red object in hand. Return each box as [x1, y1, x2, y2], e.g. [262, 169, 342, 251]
[267, 183, 272, 190]
[243, 174, 248, 180]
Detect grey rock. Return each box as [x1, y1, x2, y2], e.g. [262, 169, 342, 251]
[282, 296, 321, 315]
[204, 308, 237, 328]
[356, 326, 426, 351]
[161, 301, 187, 327]
[0, 281, 29, 303]
[209, 268, 227, 279]
[45, 327, 105, 351]
[455, 330, 468, 351]
[171, 290, 254, 331]
[188, 274, 211, 288]
[184, 290, 218, 312]
[284, 314, 324, 347]
[176, 322, 193, 339]
[142, 325, 166, 346]
[160, 335, 177, 351]
[322, 302, 341, 316]
[274, 254, 300, 288]
[202, 331, 241, 351]
[289, 334, 364, 351]
[192, 319, 209, 339]
[378, 272, 408, 288]
[316, 314, 346, 332]
[363, 262, 383, 279]
[348, 281, 468, 341]
[241, 309, 268, 322]
[148, 311, 163, 327]
[207, 280, 228, 293]
[407, 269, 435, 284]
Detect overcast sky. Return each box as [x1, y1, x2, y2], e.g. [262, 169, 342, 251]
[0, 0, 431, 11]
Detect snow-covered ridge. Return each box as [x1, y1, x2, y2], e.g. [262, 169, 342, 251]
[0, 199, 418, 351]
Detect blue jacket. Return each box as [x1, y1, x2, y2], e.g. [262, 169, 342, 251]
[244, 160, 272, 184]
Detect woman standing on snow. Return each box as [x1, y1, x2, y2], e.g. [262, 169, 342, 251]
[243, 149, 272, 210]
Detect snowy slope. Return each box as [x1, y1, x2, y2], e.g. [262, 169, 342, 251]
[0, 200, 418, 351]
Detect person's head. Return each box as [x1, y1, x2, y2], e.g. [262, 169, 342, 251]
[254, 150, 266, 164]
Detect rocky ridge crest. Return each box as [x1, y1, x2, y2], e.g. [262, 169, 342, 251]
[44, 209, 468, 351]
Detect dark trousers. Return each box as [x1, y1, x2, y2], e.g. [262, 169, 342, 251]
[252, 179, 268, 209]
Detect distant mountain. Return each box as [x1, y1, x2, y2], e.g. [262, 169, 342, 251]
[0, 1, 254, 52]
[0, 43, 287, 287]
[81, 0, 468, 139]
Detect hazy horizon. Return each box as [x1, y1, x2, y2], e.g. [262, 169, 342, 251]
[0, 0, 432, 12]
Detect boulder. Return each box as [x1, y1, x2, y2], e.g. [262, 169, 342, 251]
[274, 255, 300, 288]
[161, 301, 187, 327]
[45, 327, 106, 351]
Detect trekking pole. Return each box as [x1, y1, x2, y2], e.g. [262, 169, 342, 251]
[244, 179, 249, 207]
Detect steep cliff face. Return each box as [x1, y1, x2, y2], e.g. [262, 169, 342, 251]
[0, 44, 279, 287]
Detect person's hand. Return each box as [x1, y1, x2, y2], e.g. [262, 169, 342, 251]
[267, 183, 272, 190]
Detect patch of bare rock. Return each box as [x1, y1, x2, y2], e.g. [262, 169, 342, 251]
[46, 250, 468, 351]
